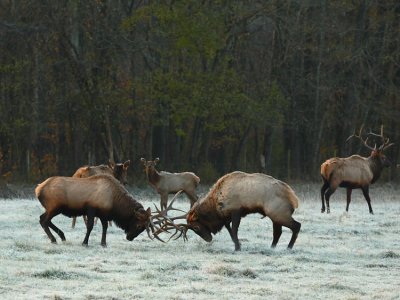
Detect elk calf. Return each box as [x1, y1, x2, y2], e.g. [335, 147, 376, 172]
[321, 126, 393, 214]
[71, 160, 130, 228]
[140, 158, 200, 210]
[35, 174, 150, 247]
[185, 171, 301, 251]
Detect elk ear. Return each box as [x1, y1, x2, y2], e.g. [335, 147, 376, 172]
[146, 207, 151, 217]
[123, 160, 130, 169]
[108, 159, 115, 169]
[135, 208, 150, 221]
[187, 210, 197, 222]
[140, 158, 146, 164]
[154, 157, 160, 164]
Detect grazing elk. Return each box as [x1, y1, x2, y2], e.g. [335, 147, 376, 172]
[154, 171, 301, 251]
[35, 174, 150, 247]
[320, 125, 394, 214]
[140, 158, 200, 210]
[71, 160, 130, 228]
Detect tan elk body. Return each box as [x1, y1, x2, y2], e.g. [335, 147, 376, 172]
[35, 174, 150, 246]
[141, 158, 200, 209]
[320, 126, 393, 214]
[186, 171, 301, 251]
[71, 160, 130, 228]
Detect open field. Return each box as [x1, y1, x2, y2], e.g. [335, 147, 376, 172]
[0, 183, 399, 299]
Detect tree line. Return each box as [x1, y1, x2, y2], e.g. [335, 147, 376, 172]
[1, 0, 399, 184]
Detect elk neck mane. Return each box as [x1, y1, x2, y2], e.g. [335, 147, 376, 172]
[107, 181, 144, 231]
[146, 166, 161, 187]
[367, 154, 384, 183]
[194, 174, 232, 233]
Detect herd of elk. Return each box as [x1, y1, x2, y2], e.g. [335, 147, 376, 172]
[71, 160, 130, 228]
[34, 125, 395, 250]
[140, 158, 200, 210]
[320, 125, 394, 214]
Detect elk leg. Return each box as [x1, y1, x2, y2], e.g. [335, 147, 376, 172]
[160, 194, 168, 211]
[99, 218, 108, 247]
[324, 187, 336, 214]
[271, 222, 282, 248]
[346, 188, 352, 212]
[287, 218, 301, 249]
[230, 211, 242, 251]
[40, 212, 57, 243]
[48, 221, 66, 241]
[361, 186, 373, 214]
[320, 180, 329, 213]
[83, 215, 88, 226]
[71, 217, 77, 228]
[82, 210, 95, 246]
[186, 192, 198, 208]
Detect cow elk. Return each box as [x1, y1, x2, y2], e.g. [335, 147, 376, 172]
[153, 171, 301, 251]
[320, 125, 394, 214]
[140, 158, 200, 210]
[71, 160, 130, 228]
[35, 174, 150, 247]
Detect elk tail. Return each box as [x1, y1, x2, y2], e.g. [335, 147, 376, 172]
[286, 186, 299, 209]
[35, 177, 52, 206]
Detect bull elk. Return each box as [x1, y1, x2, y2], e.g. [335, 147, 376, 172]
[320, 125, 394, 214]
[35, 174, 150, 247]
[152, 171, 301, 251]
[140, 158, 200, 210]
[71, 160, 130, 228]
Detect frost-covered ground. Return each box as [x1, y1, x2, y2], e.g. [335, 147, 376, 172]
[0, 183, 399, 300]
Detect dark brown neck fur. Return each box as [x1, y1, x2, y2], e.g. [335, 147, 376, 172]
[146, 166, 161, 186]
[111, 188, 144, 231]
[368, 155, 384, 184]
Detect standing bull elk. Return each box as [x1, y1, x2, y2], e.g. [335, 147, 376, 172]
[320, 125, 394, 214]
[71, 160, 130, 228]
[140, 158, 200, 210]
[154, 171, 301, 251]
[35, 174, 150, 247]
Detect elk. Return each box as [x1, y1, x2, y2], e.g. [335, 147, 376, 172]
[140, 158, 200, 210]
[153, 171, 301, 251]
[320, 125, 394, 214]
[71, 160, 130, 228]
[35, 174, 150, 247]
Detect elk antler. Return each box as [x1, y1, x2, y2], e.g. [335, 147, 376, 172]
[146, 190, 189, 242]
[365, 125, 395, 151]
[346, 124, 375, 151]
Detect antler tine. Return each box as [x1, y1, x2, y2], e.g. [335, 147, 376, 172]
[346, 125, 375, 151]
[146, 189, 190, 242]
[151, 221, 189, 242]
[366, 125, 395, 151]
[164, 190, 186, 213]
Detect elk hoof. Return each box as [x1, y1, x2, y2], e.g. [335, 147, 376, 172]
[101, 243, 107, 248]
[321, 208, 325, 213]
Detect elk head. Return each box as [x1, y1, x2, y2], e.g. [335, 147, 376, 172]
[126, 207, 151, 241]
[186, 205, 213, 242]
[109, 160, 131, 185]
[347, 125, 394, 167]
[140, 158, 160, 176]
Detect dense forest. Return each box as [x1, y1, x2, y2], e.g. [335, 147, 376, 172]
[1, 0, 399, 184]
